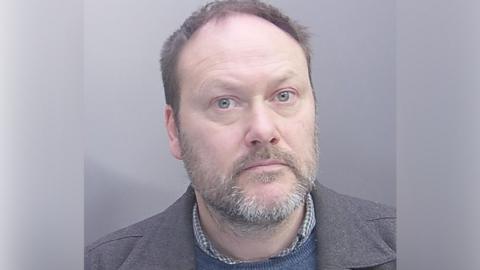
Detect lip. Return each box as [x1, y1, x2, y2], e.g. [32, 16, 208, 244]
[243, 159, 287, 171]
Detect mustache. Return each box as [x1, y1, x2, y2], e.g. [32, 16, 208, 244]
[231, 146, 298, 176]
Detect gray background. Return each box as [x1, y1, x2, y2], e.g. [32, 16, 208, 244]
[85, 0, 395, 245]
[397, 0, 480, 268]
[3, 0, 480, 269]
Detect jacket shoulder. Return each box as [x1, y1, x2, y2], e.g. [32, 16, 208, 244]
[85, 212, 165, 270]
[320, 186, 396, 250]
[321, 186, 395, 219]
[85, 186, 196, 270]
[339, 189, 395, 251]
[312, 184, 396, 269]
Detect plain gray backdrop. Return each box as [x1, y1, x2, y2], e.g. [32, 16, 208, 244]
[3, 0, 479, 269]
[85, 0, 395, 245]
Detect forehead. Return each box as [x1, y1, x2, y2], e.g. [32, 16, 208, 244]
[177, 14, 309, 88]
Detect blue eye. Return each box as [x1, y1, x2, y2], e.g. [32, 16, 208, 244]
[217, 98, 232, 109]
[277, 91, 291, 102]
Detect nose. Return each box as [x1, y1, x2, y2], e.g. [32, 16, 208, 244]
[244, 104, 280, 147]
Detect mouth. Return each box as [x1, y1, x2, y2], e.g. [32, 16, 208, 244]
[242, 159, 288, 172]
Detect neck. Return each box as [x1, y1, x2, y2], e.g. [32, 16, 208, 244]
[195, 191, 306, 262]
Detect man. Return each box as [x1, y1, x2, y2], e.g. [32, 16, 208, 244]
[85, 1, 396, 269]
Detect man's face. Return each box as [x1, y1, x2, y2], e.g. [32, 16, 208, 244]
[165, 15, 317, 227]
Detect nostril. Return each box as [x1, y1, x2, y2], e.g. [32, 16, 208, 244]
[270, 137, 279, 144]
[250, 139, 261, 146]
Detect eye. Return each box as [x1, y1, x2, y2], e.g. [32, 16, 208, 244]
[276, 90, 294, 102]
[216, 97, 234, 109]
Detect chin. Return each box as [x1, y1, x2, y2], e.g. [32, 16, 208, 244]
[242, 175, 296, 203]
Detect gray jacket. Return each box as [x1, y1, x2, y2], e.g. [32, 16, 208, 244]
[85, 183, 396, 270]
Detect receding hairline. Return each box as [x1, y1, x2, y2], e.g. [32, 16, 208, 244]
[175, 13, 310, 90]
[187, 12, 305, 48]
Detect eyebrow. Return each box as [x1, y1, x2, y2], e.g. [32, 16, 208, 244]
[267, 70, 298, 89]
[198, 79, 240, 93]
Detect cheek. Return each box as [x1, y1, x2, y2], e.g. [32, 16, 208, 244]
[290, 123, 314, 148]
[185, 121, 244, 166]
[281, 113, 316, 154]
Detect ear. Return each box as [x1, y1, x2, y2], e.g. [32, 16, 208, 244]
[164, 105, 182, 160]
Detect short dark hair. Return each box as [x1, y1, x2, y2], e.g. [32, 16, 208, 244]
[160, 0, 312, 120]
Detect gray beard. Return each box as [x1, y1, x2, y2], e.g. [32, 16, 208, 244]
[180, 133, 317, 232]
[201, 170, 313, 233]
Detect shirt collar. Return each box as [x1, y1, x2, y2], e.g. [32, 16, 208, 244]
[192, 193, 316, 264]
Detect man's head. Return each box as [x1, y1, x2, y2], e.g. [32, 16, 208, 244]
[161, 0, 313, 121]
[161, 0, 318, 229]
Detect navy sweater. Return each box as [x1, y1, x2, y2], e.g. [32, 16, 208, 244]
[195, 231, 317, 270]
